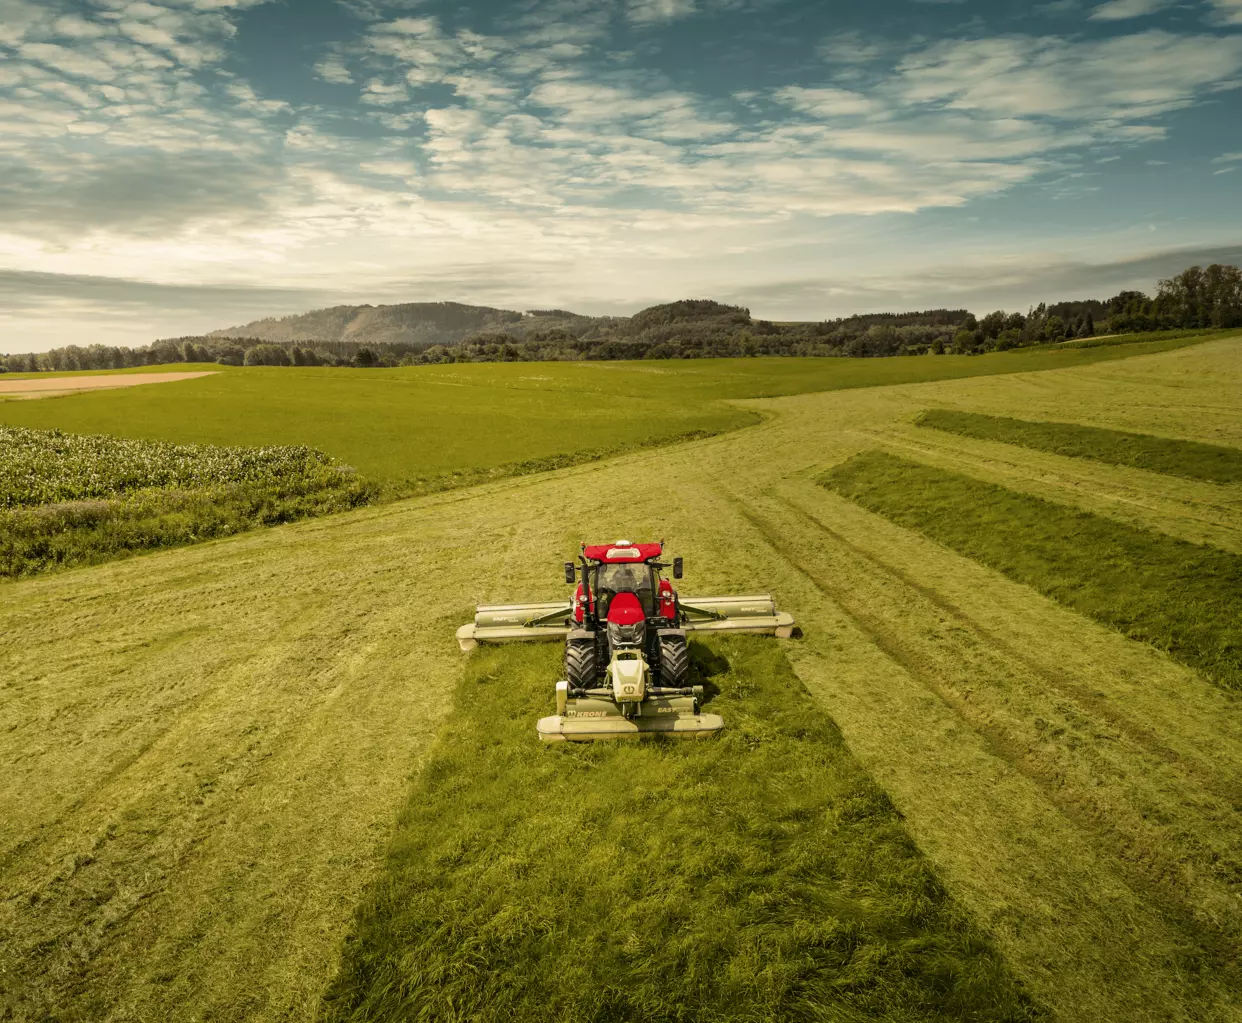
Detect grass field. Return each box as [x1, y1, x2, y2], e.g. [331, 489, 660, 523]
[918, 409, 1242, 483]
[822, 450, 1242, 690]
[326, 637, 1040, 1023]
[1, 334, 1241, 1022]
[0, 335, 1206, 484]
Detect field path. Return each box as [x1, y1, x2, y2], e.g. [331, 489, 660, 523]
[0, 371, 218, 399]
[1, 338, 1240, 1021]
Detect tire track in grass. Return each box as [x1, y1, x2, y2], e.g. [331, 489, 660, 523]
[729, 493, 1242, 1023]
[770, 492, 1242, 809]
[868, 426, 1242, 555]
[763, 492, 1242, 957]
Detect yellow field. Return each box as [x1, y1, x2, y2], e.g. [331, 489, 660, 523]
[1, 338, 1240, 1021]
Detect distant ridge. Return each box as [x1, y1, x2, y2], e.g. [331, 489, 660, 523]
[210, 301, 602, 347]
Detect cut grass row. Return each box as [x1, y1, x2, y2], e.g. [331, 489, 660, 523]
[821, 450, 1242, 692]
[918, 409, 1242, 484]
[325, 636, 1043, 1023]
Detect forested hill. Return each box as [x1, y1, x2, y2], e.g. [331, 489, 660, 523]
[5, 264, 1239, 372]
[210, 302, 608, 347]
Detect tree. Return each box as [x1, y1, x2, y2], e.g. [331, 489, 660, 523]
[244, 344, 290, 366]
[352, 348, 377, 368]
[980, 311, 1007, 339]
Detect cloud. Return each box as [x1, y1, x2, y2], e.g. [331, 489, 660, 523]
[627, 0, 697, 23]
[1088, 0, 1172, 20]
[723, 243, 1242, 317]
[1209, 0, 1242, 24]
[816, 31, 892, 66]
[314, 55, 354, 84]
[3, 2, 1241, 351]
[775, 86, 883, 117]
[897, 31, 1242, 121]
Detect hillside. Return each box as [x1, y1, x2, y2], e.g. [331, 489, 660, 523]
[209, 302, 604, 347]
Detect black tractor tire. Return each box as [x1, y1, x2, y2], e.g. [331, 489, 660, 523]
[658, 632, 690, 687]
[565, 638, 598, 688]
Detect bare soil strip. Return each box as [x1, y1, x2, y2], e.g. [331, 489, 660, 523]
[0, 371, 217, 397]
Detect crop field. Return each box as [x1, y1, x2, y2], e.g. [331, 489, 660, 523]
[0, 426, 372, 578]
[0, 335, 1201, 484]
[1, 333, 1240, 1023]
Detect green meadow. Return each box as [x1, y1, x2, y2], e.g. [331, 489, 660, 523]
[0, 335, 1204, 484]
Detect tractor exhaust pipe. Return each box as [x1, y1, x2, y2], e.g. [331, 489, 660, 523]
[579, 552, 592, 625]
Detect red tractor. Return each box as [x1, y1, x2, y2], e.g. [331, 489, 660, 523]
[563, 540, 689, 690]
[456, 539, 799, 741]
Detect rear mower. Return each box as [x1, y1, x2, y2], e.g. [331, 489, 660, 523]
[456, 540, 800, 742]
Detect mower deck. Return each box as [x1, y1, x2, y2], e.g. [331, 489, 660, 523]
[457, 595, 799, 652]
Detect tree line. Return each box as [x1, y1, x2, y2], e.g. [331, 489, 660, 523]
[3, 263, 1237, 372]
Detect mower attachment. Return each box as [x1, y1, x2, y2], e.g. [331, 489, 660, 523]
[456, 594, 798, 652]
[455, 541, 799, 743]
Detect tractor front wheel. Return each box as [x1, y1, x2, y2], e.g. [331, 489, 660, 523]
[565, 637, 597, 688]
[658, 632, 689, 687]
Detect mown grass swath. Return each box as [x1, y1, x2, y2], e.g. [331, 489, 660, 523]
[324, 636, 1042, 1023]
[821, 450, 1242, 692]
[1056, 327, 1236, 349]
[917, 409, 1242, 484]
[0, 426, 374, 579]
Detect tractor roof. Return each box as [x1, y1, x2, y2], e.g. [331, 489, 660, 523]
[583, 540, 663, 564]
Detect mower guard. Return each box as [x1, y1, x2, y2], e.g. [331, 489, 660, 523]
[537, 710, 725, 742]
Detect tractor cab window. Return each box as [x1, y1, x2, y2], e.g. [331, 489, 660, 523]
[593, 563, 656, 615]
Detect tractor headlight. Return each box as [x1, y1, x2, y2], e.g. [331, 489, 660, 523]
[608, 620, 646, 649]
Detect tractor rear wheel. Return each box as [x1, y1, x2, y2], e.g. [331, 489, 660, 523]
[658, 632, 689, 687]
[565, 638, 597, 688]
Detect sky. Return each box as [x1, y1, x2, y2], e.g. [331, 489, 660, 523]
[1, 0, 1240, 351]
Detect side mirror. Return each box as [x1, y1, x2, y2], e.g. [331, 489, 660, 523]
[673, 557, 683, 579]
[564, 562, 576, 584]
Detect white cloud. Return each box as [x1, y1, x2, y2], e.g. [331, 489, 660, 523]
[775, 86, 883, 117]
[314, 55, 354, 84]
[627, 0, 697, 23]
[18, 42, 122, 81]
[897, 32, 1242, 121]
[360, 78, 409, 105]
[1089, 0, 1172, 20]
[1212, 151, 1242, 172]
[51, 15, 110, 39]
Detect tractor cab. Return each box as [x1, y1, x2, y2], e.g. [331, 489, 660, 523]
[561, 540, 689, 695]
[571, 541, 679, 627]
